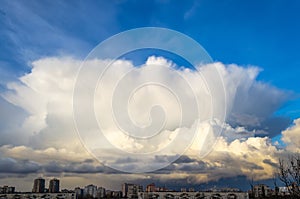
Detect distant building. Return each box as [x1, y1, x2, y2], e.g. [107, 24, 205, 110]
[155, 186, 167, 192]
[2, 193, 75, 199]
[188, 188, 195, 192]
[139, 191, 249, 199]
[49, 178, 60, 193]
[253, 184, 270, 198]
[122, 183, 143, 198]
[278, 186, 289, 196]
[74, 187, 84, 199]
[180, 188, 187, 192]
[32, 177, 45, 193]
[105, 190, 122, 198]
[0, 186, 15, 194]
[61, 189, 74, 193]
[84, 184, 97, 198]
[220, 187, 241, 192]
[112, 190, 122, 198]
[146, 183, 155, 192]
[97, 187, 106, 198]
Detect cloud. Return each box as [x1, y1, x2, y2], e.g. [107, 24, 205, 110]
[0, 145, 90, 165]
[263, 159, 278, 168]
[0, 56, 292, 187]
[205, 136, 279, 181]
[0, 157, 40, 174]
[2, 56, 288, 145]
[43, 161, 117, 174]
[282, 118, 300, 152]
[222, 64, 290, 135]
[0, 133, 283, 187]
[0, 97, 28, 145]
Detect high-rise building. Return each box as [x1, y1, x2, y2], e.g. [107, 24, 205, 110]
[32, 177, 45, 193]
[122, 183, 143, 198]
[84, 184, 97, 198]
[49, 178, 60, 193]
[74, 187, 84, 199]
[97, 187, 106, 198]
[122, 183, 128, 198]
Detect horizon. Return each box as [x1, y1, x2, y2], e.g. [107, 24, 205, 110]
[0, 176, 278, 193]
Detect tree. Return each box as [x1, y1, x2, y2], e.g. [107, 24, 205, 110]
[278, 155, 300, 198]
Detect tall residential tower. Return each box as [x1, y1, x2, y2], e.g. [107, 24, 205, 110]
[49, 178, 60, 193]
[32, 178, 45, 193]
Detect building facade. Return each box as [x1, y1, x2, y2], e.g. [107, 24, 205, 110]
[84, 184, 97, 198]
[49, 178, 60, 193]
[253, 184, 270, 198]
[0, 186, 15, 194]
[97, 187, 106, 198]
[32, 178, 46, 193]
[146, 183, 155, 192]
[122, 183, 143, 198]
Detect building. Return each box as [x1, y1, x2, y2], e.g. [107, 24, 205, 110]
[146, 183, 155, 192]
[253, 184, 270, 198]
[122, 183, 143, 198]
[74, 187, 84, 199]
[32, 177, 46, 193]
[139, 191, 249, 199]
[112, 191, 122, 198]
[0, 186, 15, 194]
[105, 190, 122, 198]
[84, 184, 97, 198]
[155, 186, 167, 192]
[49, 178, 60, 193]
[97, 187, 106, 198]
[1, 193, 76, 199]
[188, 188, 195, 192]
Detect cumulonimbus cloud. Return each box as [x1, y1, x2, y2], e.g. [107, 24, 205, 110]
[282, 118, 300, 152]
[0, 56, 293, 184]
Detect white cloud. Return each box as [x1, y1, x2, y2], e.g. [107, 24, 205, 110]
[282, 118, 300, 152]
[0, 56, 291, 185]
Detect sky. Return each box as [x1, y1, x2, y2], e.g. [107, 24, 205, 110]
[0, 0, 300, 192]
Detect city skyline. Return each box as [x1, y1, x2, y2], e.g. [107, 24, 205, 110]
[0, 179, 289, 198]
[1, 0, 300, 195]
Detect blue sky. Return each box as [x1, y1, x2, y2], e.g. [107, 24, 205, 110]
[1, 0, 300, 116]
[1, 0, 300, 191]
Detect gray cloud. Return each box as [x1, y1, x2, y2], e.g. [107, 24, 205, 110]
[114, 157, 139, 164]
[173, 155, 197, 164]
[225, 65, 291, 138]
[0, 97, 29, 146]
[263, 159, 278, 169]
[42, 161, 120, 175]
[0, 157, 40, 174]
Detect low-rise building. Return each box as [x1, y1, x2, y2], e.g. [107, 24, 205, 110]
[253, 184, 270, 198]
[139, 191, 249, 199]
[0, 186, 15, 194]
[0, 193, 76, 199]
